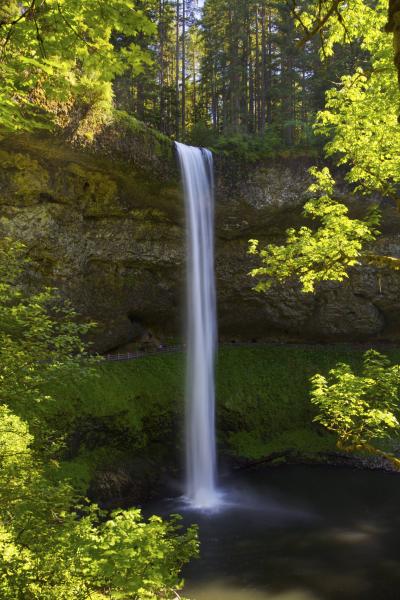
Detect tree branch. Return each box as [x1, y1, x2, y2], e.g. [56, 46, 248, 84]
[56, 2, 95, 49]
[293, 0, 344, 48]
[0, 0, 36, 28]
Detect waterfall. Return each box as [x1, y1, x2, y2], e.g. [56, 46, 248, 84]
[175, 142, 219, 509]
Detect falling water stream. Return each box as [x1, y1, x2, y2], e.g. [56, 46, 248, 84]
[175, 142, 219, 509]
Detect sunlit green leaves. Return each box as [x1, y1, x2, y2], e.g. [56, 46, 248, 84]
[303, 0, 400, 196]
[248, 168, 378, 293]
[0, 238, 96, 450]
[316, 61, 400, 196]
[80, 511, 198, 598]
[310, 350, 400, 452]
[250, 0, 400, 294]
[0, 0, 155, 132]
[0, 238, 198, 599]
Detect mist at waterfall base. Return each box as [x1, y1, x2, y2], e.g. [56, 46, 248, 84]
[175, 141, 220, 510]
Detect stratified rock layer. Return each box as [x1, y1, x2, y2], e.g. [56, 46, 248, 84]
[1, 128, 400, 351]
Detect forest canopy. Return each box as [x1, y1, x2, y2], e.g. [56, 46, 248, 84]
[1, 0, 397, 150]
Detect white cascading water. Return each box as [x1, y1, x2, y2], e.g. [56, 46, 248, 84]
[175, 141, 219, 510]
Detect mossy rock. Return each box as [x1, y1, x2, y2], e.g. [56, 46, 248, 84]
[0, 149, 50, 204]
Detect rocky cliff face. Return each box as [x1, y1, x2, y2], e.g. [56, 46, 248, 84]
[1, 126, 400, 351]
[215, 159, 400, 344]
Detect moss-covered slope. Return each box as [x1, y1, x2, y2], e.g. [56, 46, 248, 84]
[45, 345, 400, 507]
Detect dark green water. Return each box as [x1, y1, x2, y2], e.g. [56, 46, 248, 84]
[148, 465, 400, 600]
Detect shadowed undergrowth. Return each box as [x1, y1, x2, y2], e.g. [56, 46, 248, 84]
[45, 345, 400, 492]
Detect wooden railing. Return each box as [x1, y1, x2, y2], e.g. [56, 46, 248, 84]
[104, 345, 183, 361]
[102, 341, 279, 362]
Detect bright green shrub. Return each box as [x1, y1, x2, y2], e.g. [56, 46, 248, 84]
[0, 238, 198, 599]
[311, 350, 400, 455]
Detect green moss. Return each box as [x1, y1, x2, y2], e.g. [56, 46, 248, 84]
[0, 122, 180, 228]
[216, 345, 400, 458]
[113, 110, 173, 160]
[0, 149, 49, 202]
[66, 162, 120, 215]
[228, 428, 336, 459]
[47, 354, 185, 435]
[45, 345, 400, 488]
[45, 355, 185, 489]
[216, 346, 359, 458]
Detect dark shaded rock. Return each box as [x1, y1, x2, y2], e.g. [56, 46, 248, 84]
[88, 456, 168, 509]
[0, 132, 184, 352]
[1, 128, 400, 350]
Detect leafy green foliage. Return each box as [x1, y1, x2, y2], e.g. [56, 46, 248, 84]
[313, 1, 400, 198]
[0, 437, 198, 600]
[249, 1, 400, 293]
[0, 238, 97, 452]
[0, 238, 198, 599]
[248, 167, 379, 293]
[83, 511, 198, 599]
[214, 130, 316, 162]
[310, 351, 400, 463]
[0, 0, 154, 132]
[194, 128, 280, 161]
[248, 2, 400, 467]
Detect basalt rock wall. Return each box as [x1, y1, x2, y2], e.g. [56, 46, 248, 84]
[1, 127, 400, 351]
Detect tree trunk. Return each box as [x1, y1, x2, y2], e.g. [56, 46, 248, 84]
[266, 7, 273, 125]
[255, 5, 261, 132]
[175, 0, 180, 137]
[159, 0, 165, 132]
[260, 2, 267, 132]
[181, 0, 186, 135]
